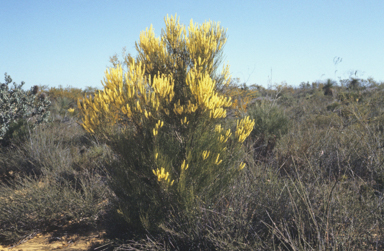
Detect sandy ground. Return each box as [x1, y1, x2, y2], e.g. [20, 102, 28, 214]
[0, 172, 110, 251]
[0, 229, 107, 251]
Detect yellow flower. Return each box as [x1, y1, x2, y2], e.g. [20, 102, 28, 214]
[155, 120, 164, 129]
[202, 150, 210, 160]
[235, 116, 255, 143]
[218, 129, 232, 143]
[68, 108, 75, 113]
[152, 167, 169, 181]
[215, 153, 222, 165]
[181, 159, 189, 170]
[182, 116, 188, 125]
[152, 167, 175, 186]
[215, 124, 223, 133]
[239, 162, 246, 170]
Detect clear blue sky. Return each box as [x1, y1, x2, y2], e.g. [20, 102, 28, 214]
[1, 0, 383, 90]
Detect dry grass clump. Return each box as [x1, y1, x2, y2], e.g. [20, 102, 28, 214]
[0, 117, 111, 244]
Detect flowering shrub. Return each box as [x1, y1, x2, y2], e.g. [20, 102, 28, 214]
[78, 15, 254, 231]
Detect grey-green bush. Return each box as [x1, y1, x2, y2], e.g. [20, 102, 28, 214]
[0, 73, 51, 144]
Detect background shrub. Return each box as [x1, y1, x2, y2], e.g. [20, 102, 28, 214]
[246, 99, 290, 161]
[0, 73, 51, 147]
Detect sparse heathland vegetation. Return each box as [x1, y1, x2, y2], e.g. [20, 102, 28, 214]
[1, 15, 384, 250]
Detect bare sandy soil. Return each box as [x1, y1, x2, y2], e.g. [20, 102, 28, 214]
[0, 172, 111, 251]
[0, 226, 107, 251]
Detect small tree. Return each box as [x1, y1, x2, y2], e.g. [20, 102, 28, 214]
[0, 73, 51, 144]
[323, 79, 334, 96]
[78, 15, 254, 231]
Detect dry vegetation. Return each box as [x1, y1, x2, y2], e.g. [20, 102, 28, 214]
[1, 16, 384, 251]
[0, 77, 383, 250]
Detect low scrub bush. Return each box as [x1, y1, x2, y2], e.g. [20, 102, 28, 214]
[0, 119, 111, 244]
[246, 99, 290, 161]
[0, 73, 50, 147]
[114, 151, 384, 250]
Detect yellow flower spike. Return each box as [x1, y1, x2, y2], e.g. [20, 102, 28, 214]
[235, 116, 255, 143]
[202, 150, 210, 160]
[159, 168, 165, 181]
[181, 160, 186, 170]
[155, 120, 163, 130]
[103, 103, 109, 112]
[181, 159, 189, 170]
[153, 128, 158, 136]
[155, 153, 158, 159]
[239, 162, 246, 170]
[152, 167, 171, 182]
[68, 108, 75, 113]
[126, 104, 132, 117]
[170, 180, 174, 186]
[79, 15, 230, 137]
[173, 102, 184, 115]
[215, 153, 221, 165]
[91, 104, 99, 113]
[215, 124, 223, 133]
[135, 100, 140, 112]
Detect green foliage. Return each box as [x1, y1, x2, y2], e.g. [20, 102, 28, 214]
[248, 100, 289, 140]
[106, 106, 246, 233]
[246, 99, 289, 159]
[0, 73, 51, 144]
[347, 78, 365, 91]
[326, 101, 341, 111]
